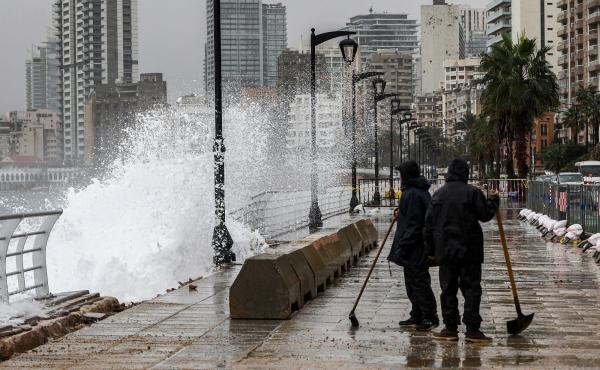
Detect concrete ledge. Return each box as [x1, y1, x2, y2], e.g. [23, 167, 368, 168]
[230, 219, 376, 320]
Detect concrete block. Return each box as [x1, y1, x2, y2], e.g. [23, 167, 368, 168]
[230, 253, 301, 320]
[356, 218, 379, 251]
[276, 244, 318, 301]
[338, 224, 365, 262]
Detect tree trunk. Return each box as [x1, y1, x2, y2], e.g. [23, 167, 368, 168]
[514, 127, 529, 179]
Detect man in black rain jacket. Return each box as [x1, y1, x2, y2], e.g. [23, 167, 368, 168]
[424, 158, 499, 343]
[388, 160, 438, 331]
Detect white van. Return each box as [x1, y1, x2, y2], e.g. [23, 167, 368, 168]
[575, 161, 600, 184]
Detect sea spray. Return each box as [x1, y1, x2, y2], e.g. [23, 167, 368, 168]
[40, 99, 347, 302]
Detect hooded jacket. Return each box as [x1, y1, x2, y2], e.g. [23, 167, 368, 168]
[424, 158, 499, 265]
[388, 162, 431, 268]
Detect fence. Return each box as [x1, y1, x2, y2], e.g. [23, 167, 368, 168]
[230, 186, 350, 240]
[359, 178, 527, 207]
[0, 210, 62, 303]
[527, 181, 600, 234]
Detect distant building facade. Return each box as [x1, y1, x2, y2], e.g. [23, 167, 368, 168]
[263, 3, 287, 87]
[84, 73, 167, 165]
[442, 57, 483, 91]
[485, 0, 511, 48]
[53, 0, 139, 165]
[7, 109, 63, 164]
[460, 6, 487, 56]
[205, 0, 288, 92]
[285, 94, 342, 151]
[421, 1, 464, 93]
[25, 38, 61, 113]
[344, 10, 419, 67]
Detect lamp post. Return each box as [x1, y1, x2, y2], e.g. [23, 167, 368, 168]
[212, 0, 235, 266]
[371, 77, 396, 205]
[309, 28, 356, 231]
[348, 71, 383, 212]
[388, 98, 401, 203]
[398, 111, 413, 164]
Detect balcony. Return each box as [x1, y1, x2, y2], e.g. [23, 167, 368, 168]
[558, 26, 569, 38]
[487, 8, 511, 23]
[558, 12, 567, 24]
[589, 59, 600, 72]
[487, 21, 512, 37]
[485, 0, 511, 12]
[589, 11, 600, 24]
[590, 44, 599, 55]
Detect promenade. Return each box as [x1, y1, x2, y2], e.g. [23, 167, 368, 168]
[4, 207, 600, 368]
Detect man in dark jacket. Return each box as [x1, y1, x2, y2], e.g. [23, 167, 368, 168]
[424, 158, 499, 343]
[388, 160, 438, 331]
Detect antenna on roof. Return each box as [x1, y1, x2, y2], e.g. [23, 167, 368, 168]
[369, 6, 373, 14]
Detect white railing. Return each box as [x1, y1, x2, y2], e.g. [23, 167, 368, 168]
[230, 186, 350, 239]
[0, 211, 62, 303]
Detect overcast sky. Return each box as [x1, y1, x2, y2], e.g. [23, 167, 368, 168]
[0, 0, 488, 112]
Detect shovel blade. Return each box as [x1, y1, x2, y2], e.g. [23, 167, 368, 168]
[507, 313, 534, 335]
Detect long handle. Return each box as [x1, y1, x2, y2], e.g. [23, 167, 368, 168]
[350, 218, 396, 314]
[496, 210, 523, 316]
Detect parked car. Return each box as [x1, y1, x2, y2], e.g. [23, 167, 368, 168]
[557, 172, 584, 185]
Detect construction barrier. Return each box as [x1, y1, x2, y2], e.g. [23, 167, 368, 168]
[229, 218, 378, 320]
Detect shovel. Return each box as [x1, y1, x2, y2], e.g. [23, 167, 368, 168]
[496, 210, 534, 335]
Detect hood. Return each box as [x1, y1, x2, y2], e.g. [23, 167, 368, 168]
[446, 158, 469, 183]
[397, 160, 429, 190]
[402, 176, 431, 191]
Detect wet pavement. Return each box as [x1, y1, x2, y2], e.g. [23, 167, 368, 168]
[4, 207, 600, 368]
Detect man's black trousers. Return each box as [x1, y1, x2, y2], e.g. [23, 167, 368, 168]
[439, 262, 482, 330]
[403, 266, 438, 323]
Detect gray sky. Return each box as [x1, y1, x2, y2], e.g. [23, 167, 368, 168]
[0, 0, 488, 112]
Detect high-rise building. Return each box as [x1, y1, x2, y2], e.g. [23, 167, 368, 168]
[25, 36, 61, 113]
[485, 0, 512, 47]
[460, 6, 487, 56]
[368, 50, 413, 108]
[555, 0, 597, 104]
[276, 49, 328, 105]
[442, 58, 483, 91]
[84, 73, 167, 165]
[344, 10, 419, 67]
[53, 0, 139, 165]
[205, 0, 288, 93]
[511, 0, 558, 72]
[263, 3, 287, 87]
[421, 1, 464, 93]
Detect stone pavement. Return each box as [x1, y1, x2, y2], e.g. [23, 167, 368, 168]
[4, 207, 600, 368]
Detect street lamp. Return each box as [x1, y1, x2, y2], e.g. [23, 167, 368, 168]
[398, 111, 413, 164]
[372, 77, 397, 206]
[348, 69, 384, 212]
[212, 0, 235, 266]
[339, 36, 358, 65]
[309, 28, 356, 230]
[388, 98, 401, 203]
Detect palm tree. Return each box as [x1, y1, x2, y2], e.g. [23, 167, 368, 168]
[480, 33, 560, 178]
[460, 114, 496, 180]
[562, 104, 584, 145]
[575, 85, 600, 146]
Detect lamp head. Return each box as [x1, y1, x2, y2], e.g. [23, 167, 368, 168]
[339, 36, 358, 65]
[373, 77, 386, 96]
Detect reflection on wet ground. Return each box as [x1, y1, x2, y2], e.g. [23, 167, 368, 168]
[5, 207, 600, 368]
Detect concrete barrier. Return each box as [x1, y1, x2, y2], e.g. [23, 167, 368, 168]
[230, 218, 377, 320]
[356, 218, 379, 251]
[338, 224, 365, 262]
[230, 253, 302, 320]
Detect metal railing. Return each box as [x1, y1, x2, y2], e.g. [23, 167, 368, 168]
[0, 210, 62, 303]
[229, 187, 349, 239]
[527, 181, 600, 234]
[359, 178, 526, 207]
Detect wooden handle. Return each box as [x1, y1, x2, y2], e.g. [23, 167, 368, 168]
[350, 217, 396, 314]
[496, 210, 522, 316]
